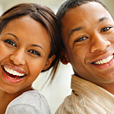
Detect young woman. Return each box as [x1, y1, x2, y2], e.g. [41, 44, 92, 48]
[0, 3, 61, 114]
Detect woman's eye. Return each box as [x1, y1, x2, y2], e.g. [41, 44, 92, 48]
[101, 26, 112, 32]
[28, 50, 41, 56]
[75, 36, 88, 42]
[4, 39, 16, 47]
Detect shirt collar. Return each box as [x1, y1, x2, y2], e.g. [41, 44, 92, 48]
[71, 75, 114, 112]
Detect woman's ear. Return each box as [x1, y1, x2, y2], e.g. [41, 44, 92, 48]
[61, 49, 69, 65]
[43, 55, 56, 71]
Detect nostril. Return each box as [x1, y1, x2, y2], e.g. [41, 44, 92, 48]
[10, 54, 25, 65]
[91, 40, 111, 53]
[107, 41, 111, 47]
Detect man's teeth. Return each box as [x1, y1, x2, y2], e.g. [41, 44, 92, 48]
[94, 55, 113, 65]
[4, 66, 25, 76]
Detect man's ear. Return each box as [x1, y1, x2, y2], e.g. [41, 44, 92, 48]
[61, 49, 69, 65]
[43, 55, 56, 71]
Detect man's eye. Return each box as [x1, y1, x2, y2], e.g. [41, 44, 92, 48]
[75, 36, 88, 42]
[101, 26, 112, 32]
[28, 50, 41, 56]
[4, 39, 16, 47]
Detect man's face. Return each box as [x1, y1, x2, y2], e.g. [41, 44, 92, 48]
[61, 2, 114, 87]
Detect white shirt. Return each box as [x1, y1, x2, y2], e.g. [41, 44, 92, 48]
[5, 90, 51, 114]
[56, 75, 114, 114]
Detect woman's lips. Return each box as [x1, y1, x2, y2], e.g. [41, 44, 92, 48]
[2, 66, 26, 84]
[4, 66, 25, 77]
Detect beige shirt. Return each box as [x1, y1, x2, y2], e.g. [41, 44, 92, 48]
[56, 75, 114, 114]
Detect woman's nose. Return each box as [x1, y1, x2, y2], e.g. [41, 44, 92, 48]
[10, 49, 26, 65]
[90, 34, 111, 53]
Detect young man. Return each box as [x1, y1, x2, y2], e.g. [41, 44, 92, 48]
[56, 0, 114, 113]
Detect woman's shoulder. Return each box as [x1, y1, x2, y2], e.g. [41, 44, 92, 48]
[5, 90, 51, 114]
[11, 90, 47, 104]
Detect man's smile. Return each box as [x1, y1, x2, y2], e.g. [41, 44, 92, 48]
[92, 55, 114, 65]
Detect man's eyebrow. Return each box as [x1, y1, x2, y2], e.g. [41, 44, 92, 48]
[68, 17, 108, 39]
[69, 26, 84, 38]
[31, 44, 44, 50]
[99, 17, 108, 23]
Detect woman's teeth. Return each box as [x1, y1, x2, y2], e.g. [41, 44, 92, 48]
[4, 66, 25, 76]
[94, 55, 113, 65]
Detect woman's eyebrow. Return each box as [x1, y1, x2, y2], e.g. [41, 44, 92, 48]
[5, 33, 19, 40]
[5, 33, 44, 50]
[31, 44, 44, 50]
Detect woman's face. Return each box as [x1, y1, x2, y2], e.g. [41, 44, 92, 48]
[0, 16, 55, 93]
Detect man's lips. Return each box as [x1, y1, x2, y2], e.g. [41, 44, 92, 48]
[92, 55, 114, 65]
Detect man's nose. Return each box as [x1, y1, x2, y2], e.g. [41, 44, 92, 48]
[90, 33, 111, 53]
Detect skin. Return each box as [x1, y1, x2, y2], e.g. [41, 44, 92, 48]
[0, 16, 55, 113]
[61, 2, 114, 94]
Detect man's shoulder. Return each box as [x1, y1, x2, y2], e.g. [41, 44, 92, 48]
[55, 91, 87, 114]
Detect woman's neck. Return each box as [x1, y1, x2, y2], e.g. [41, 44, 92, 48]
[0, 85, 33, 114]
[0, 91, 16, 114]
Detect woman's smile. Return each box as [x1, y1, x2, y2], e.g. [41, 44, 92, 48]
[2, 65, 27, 84]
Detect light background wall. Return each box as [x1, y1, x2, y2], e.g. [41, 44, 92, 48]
[0, 0, 114, 113]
